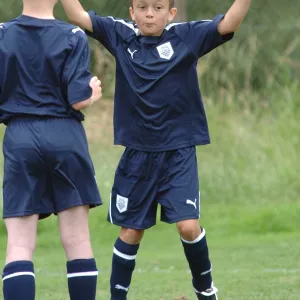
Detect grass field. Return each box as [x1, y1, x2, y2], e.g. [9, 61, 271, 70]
[0, 95, 299, 299]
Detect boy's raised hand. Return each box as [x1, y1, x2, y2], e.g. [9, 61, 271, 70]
[60, 0, 93, 32]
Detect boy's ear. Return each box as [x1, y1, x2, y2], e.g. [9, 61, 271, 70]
[129, 7, 135, 22]
[168, 8, 177, 22]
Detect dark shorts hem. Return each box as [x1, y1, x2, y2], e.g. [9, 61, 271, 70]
[106, 217, 156, 230]
[161, 215, 199, 224]
[3, 201, 102, 220]
[56, 201, 102, 215]
[3, 211, 48, 219]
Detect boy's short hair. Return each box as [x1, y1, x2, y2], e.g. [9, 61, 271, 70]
[130, 0, 175, 8]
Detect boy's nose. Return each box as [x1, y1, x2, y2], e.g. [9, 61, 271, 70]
[146, 8, 154, 18]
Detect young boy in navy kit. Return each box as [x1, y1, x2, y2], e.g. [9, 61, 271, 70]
[61, 0, 252, 299]
[0, 0, 103, 299]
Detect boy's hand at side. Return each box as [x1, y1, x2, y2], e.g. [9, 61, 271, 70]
[90, 76, 102, 104]
[218, 0, 252, 35]
[60, 0, 93, 32]
[72, 76, 102, 111]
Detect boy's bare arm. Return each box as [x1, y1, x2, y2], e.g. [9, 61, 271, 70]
[218, 0, 252, 35]
[60, 0, 93, 32]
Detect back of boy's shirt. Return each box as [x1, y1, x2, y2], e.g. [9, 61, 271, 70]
[0, 15, 92, 124]
[87, 12, 233, 152]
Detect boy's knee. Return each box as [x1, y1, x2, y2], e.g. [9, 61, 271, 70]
[120, 227, 144, 245]
[60, 230, 90, 249]
[177, 219, 201, 241]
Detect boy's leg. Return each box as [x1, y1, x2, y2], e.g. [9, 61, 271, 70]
[2, 119, 53, 300]
[108, 148, 160, 300]
[159, 147, 218, 299]
[177, 220, 218, 299]
[46, 119, 102, 300]
[58, 205, 98, 300]
[2, 215, 38, 300]
[110, 228, 144, 300]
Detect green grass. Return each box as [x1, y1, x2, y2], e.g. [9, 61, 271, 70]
[1, 218, 300, 299]
[0, 90, 299, 299]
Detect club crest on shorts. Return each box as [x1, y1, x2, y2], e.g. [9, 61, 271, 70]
[116, 194, 128, 213]
[156, 42, 174, 60]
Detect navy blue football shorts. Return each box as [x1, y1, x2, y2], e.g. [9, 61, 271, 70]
[2, 116, 102, 219]
[108, 147, 200, 229]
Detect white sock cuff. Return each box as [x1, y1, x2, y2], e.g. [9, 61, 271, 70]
[181, 228, 206, 244]
[2, 271, 35, 281]
[67, 271, 99, 278]
[113, 247, 137, 260]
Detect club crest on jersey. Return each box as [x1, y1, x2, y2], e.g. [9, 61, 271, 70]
[157, 42, 174, 60]
[116, 194, 128, 213]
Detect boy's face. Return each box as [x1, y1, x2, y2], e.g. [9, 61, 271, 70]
[130, 0, 177, 36]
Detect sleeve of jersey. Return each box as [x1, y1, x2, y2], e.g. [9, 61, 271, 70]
[63, 32, 92, 105]
[85, 11, 117, 55]
[179, 14, 234, 58]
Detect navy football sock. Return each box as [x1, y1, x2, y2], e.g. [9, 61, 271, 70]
[2, 260, 35, 300]
[110, 237, 140, 300]
[181, 228, 213, 292]
[67, 258, 98, 300]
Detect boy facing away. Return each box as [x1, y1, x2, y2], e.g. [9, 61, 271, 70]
[0, 0, 102, 299]
[61, 0, 252, 299]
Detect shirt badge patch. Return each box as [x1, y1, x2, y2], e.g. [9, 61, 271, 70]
[156, 42, 174, 60]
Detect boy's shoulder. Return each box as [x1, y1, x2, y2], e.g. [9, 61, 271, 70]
[108, 16, 139, 32]
[0, 18, 19, 30]
[89, 11, 139, 37]
[165, 19, 214, 34]
[54, 20, 87, 39]
[0, 18, 19, 40]
[54, 20, 89, 49]
[110, 17, 140, 38]
[163, 19, 218, 44]
[165, 21, 198, 35]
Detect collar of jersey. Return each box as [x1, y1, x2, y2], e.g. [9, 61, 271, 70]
[18, 15, 56, 25]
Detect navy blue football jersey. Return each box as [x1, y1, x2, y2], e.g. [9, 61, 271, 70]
[87, 12, 233, 151]
[0, 15, 93, 124]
